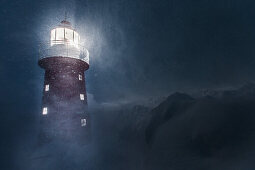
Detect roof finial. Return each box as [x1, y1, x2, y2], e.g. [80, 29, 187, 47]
[60, 12, 71, 27]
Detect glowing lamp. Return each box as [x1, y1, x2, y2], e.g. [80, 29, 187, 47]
[39, 20, 89, 64]
[50, 20, 80, 48]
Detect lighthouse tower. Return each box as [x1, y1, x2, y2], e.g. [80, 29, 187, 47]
[38, 19, 90, 144]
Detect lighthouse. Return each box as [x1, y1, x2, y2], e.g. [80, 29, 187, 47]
[38, 19, 90, 144]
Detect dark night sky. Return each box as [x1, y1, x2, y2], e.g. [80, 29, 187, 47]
[1, 0, 255, 103]
[2, 0, 255, 169]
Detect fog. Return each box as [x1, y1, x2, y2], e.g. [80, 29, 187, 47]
[2, 0, 255, 169]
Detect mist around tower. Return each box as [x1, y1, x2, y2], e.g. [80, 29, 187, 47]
[3, 0, 255, 170]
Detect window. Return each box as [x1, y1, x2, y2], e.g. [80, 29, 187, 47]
[50, 29, 56, 46]
[56, 28, 64, 41]
[74, 32, 79, 45]
[45, 84, 49, 91]
[65, 28, 73, 41]
[80, 94, 84, 100]
[79, 74, 82, 80]
[42, 107, 48, 115]
[81, 119, 86, 126]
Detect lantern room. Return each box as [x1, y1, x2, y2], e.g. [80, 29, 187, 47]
[39, 20, 89, 65]
[50, 20, 80, 48]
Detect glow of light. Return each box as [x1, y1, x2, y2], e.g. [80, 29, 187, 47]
[79, 74, 82, 80]
[81, 119, 86, 126]
[45, 84, 49, 91]
[80, 94, 84, 100]
[50, 27, 80, 49]
[42, 107, 48, 115]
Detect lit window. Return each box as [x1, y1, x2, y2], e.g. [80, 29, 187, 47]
[74, 32, 80, 46]
[81, 119, 86, 126]
[56, 28, 64, 41]
[80, 94, 84, 100]
[79, 74, 82, 80]
[42, 107, 48, 115]
[50, 27, 80, 48]
[45, 84, 49, 91]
